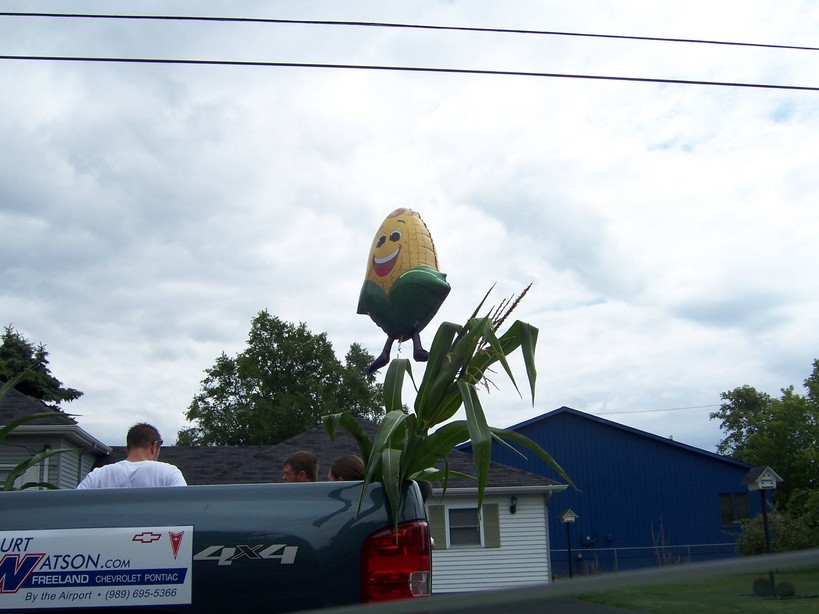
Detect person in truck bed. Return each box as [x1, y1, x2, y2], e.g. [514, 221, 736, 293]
[282, 450, 318, 482]
[77, 422, 187, 489]
[328, 454, 365, 481]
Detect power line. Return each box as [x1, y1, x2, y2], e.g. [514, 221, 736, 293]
[2, 12, 818, 53]
[596, 404, 720, 415]
[1, 54, 818, 92]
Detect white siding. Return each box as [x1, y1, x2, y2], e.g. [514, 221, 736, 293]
[429, 493, 551, 593]
[1, 435, 88, 489]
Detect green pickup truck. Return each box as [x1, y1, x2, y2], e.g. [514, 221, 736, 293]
[0, 480, 431, 612]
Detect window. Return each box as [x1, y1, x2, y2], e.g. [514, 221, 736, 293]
[448, 508, 482, 547]
[0, 463, 41, 490]
[720, 492, 750, 525]
[427, 503, 501, 550]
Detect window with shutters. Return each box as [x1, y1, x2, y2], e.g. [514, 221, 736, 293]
[427, 503, 501, 549]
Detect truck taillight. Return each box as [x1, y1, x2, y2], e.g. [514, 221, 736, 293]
[361, 520, 431, 602]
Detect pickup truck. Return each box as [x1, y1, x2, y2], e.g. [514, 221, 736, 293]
[0, 480, 431, 612]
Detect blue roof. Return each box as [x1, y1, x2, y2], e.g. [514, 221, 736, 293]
[479, 405, 751, 470]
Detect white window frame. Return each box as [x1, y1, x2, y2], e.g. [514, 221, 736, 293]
[0, 462, 44, 490]
[446, 506, 484, 549]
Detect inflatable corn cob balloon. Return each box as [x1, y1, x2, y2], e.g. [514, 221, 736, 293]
[358, 208, 450, 373]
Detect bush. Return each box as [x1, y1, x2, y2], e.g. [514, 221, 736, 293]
[776, 581, 796, 597]
[737, 509, 819, 555]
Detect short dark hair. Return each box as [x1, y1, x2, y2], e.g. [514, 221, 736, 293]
[329, 455, 365, 481]
[283, 451, 318, 482]
[126, 423, 162, 450]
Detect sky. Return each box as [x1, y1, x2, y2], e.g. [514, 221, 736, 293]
[1, 1, 818, 454]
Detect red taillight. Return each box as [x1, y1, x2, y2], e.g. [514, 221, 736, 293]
[360, 520, 431, 602]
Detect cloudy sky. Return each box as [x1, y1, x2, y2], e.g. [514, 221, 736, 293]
[2, 1, 818, 454]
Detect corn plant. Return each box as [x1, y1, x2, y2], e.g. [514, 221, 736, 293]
[326, 285, 572, 526]
[0, 368, 77, 491]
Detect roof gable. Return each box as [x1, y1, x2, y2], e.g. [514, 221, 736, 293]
[466, 406, 751, 470]
[0, 387, 76, 426]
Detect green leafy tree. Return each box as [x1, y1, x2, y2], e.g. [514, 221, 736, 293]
[178, 311, 384, 446]
[711, 360, 819, 554]
[735, 507, 819, 555]
[0, 325, 83, 409]
[710, 360, 819, 510]
[326, 286, 573, 526]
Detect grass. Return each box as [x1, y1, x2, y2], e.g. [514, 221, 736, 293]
[578, 568, 819, 613]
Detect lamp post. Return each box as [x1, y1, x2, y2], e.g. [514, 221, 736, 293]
[742, 466, 783, 598]
[560, 508, 579, 579]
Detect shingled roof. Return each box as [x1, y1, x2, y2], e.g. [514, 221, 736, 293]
[97, 419, 562, 489]
[0, 387, 76, 426]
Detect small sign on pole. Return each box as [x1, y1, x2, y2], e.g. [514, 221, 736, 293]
[560, 509, 579, 578]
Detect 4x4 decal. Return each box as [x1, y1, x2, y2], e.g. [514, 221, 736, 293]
[193, 545, 297, 566]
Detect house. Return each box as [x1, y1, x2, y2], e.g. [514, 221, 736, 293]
[459, 406, 761, 575]
[422, 449, 566, 592]
[0, 387, 109, 489]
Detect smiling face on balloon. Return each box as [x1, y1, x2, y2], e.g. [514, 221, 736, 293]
[365, 208, 439, 293]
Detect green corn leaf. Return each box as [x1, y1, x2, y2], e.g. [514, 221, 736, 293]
[419, 321, 461, 386]
[476, 317, 520, 397]
[460, 381, 492, 510]
[490, 426, 576, 488]
[368, 410, 409, 479]
[383, 359, 412, 414]
[516, 321, 539, 403]
[380, 447, 403, 529]
[410, 467, 474, 482]
[411, 421, 471, 470]
[416, 321, 461, 421]
[421, 319, 486, 425]
[323, 413, 373, 463]
[0, 412, 65, 442]
[4, 447, 77, 491]
[489, 430, 528, 460]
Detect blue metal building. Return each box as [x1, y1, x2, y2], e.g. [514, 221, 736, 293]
[459, 407, 763, 576]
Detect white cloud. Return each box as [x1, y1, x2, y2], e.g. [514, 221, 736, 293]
[1, 1, 818, 453]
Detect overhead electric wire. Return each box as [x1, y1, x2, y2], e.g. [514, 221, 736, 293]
[596, 404, 720, 415]
[1, 54, 817, 92]
[2, 12, 817, 91]
[2, 11, 819, 53]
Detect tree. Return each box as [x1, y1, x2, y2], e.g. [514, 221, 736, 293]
[0, 325, 83, 408]
[177, 311, 384, 446]
[710, 360, 819, 511]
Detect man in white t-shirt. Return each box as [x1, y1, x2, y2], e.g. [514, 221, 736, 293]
[77, 423, 187, 489]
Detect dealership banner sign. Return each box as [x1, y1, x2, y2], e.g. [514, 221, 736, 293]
[0, 526, 193, 609]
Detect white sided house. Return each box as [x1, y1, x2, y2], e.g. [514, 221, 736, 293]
[427, 452, 566, 593]
[0, 388, 109, 490]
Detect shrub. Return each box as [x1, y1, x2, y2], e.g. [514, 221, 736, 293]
[776, 581, 796, 597]
[737, 509, 819, 555]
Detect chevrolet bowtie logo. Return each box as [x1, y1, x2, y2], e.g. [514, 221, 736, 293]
[132, 532, 162, 544]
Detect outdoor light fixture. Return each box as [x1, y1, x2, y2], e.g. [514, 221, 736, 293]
[509, 496, 517, 514]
